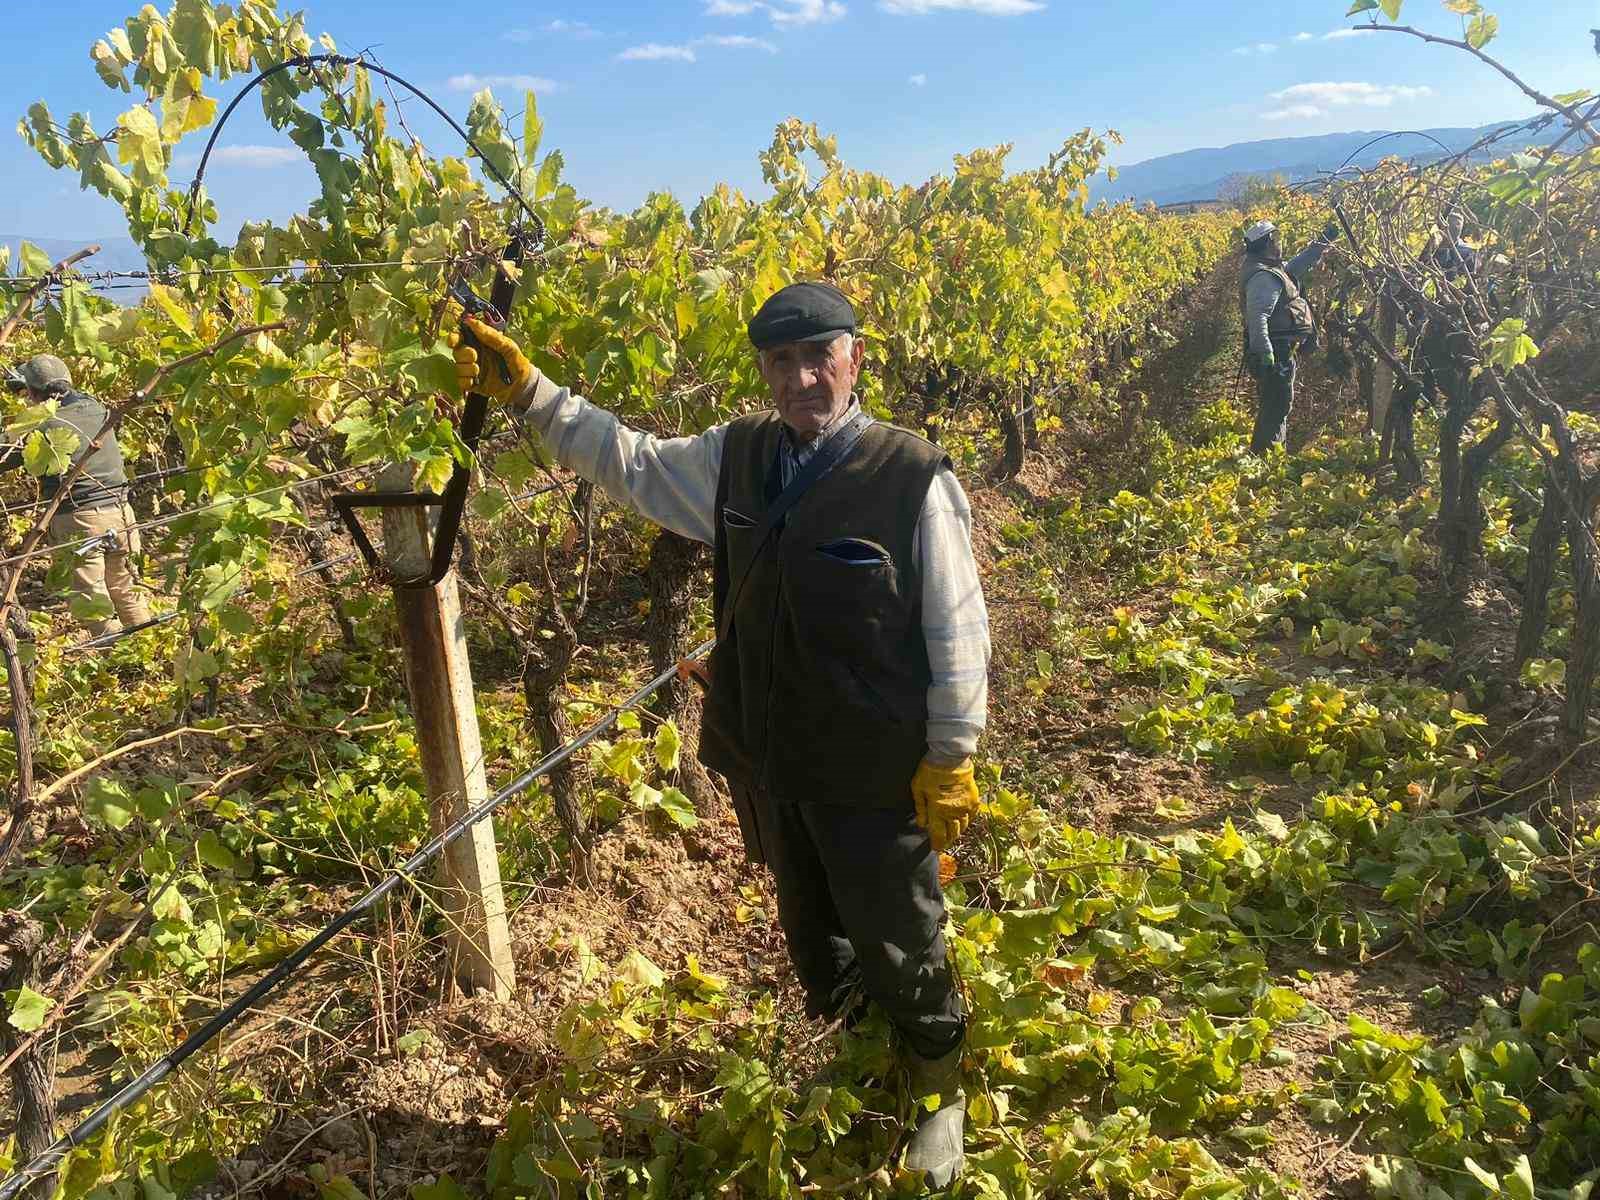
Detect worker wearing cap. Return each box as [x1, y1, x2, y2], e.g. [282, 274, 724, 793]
[1240, 219, 1339, 454]
[454, 281, 987, 1188]
[1, 355, 151, 637]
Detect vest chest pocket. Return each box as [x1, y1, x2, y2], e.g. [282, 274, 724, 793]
[786, 536, 904, 654]
[816, 538, 890, 566]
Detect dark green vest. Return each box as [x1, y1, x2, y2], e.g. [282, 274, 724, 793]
[42, 392, 128, 511]
[699, 411, 947, 807]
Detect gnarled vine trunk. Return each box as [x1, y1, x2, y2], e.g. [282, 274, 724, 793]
[644, 529, 717, 815]
[523, 481, 596, 883]
[523, 627, 585, 879]
[986, 385, 1026, 482]
[0, 606, 38, 876]
[1563, 474, 1600, 751]
[1429, 327, 1502, 596]
[0, 913, 56, 1197]
[1515, 478, 1567, 669]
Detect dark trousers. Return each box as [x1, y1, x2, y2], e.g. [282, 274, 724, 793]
[732, 783, 965, 1060]
[1249, 337, 1298, 453]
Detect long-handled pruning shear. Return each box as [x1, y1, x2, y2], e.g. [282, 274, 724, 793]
[331, 234, 530, 588]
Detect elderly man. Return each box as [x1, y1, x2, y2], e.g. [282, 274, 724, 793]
[1, 355, 150, 637]
[1239, 218, 1339, 454]
[454, 281, 988, 1187]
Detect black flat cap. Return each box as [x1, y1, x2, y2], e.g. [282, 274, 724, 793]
[747, 281, 856, 350]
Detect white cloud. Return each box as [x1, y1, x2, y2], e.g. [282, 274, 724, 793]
[1232, 41, 1278, 56]
[618, 43, 698, 61]
[618, 35, 785, 62]
[880, 0, 1043, 13]
[1325, 27, 1375, 40]
[1262, 105, 1324, 121]
[175, 144, 299, 168]
[448, 73, 561, 93]
[706, 0, 847, 27]
[216, 145, 300, 167]
[1270, 81, 1432, 108]
[505, 19, 603, 41]
[701, 33, 779, 52]
[1292, 31, 1314, 42]
[908, 72, 927, 85]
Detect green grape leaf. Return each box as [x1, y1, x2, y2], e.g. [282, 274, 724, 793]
[1504, 1157, 1534, 1200]
[654, 721, 681, 772]
[196, 830, 236, 870]
[19, 241, 52, 279]
[198, 561, 244, 611]
[1466, 13, 1498, 49]
[69, 592, 116, 624]
[523, 91, 543, 162]
[1486, 318, 1540, 370]
[85, 777, 137, 830]
[92, 40, 132, 92]
[23, 426, 80, 477]
[6, 986, 55, 1033]
[535, 150, 565, 201]
[658, 786, 699, 829]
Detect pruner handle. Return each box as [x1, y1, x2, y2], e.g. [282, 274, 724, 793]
[449, 280, 513, 387]
[677, 657, 712, 694]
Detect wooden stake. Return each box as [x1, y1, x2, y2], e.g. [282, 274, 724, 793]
[379, 464, 515, 1000]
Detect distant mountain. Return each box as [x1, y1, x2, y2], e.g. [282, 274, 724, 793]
[1092, 120, 1559, 207]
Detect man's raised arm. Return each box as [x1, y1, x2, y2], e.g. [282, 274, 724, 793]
[455, 318, 724, 546]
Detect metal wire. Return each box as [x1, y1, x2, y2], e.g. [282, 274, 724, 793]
[0, 256, 473, 288]
[0, 463, 379, 571]
[183, 53, 547, 246]
[0, 637, 714, 1200]
[58, 479, 562, 652]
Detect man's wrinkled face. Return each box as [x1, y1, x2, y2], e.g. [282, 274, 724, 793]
[759, 333, 864, 441]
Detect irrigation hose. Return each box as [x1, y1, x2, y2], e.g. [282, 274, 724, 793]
[0, 637, 714, 1200]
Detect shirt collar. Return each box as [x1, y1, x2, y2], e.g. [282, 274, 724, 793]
[783, 396, 861, 460]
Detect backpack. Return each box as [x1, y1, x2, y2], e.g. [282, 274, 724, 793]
[1247, 263, 1317, 340]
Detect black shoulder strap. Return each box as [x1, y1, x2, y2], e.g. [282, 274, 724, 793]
[717, 410, 875, 644]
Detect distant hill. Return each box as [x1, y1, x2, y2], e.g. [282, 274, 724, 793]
[1092, 120, 1558, 207]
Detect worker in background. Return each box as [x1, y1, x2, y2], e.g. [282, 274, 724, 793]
[453, 281, 989, 1189]
[1, 355, 151, 637]
[1430, 209, 1480, 282]
[1239, 219, 1340, 454]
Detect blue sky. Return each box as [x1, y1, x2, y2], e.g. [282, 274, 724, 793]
[2, 0, 1597, 240]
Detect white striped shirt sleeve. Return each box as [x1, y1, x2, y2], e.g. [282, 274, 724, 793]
[915, 466, 990, 763]
[519, 374, 725, 546]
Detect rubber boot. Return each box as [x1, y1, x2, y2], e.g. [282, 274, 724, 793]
[903, 1043, 965, 1189]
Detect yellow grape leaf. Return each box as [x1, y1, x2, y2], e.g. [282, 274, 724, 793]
[115, 104, 165, 185]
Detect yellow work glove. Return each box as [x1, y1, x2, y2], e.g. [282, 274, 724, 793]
[449, 315, 536, 404]
[912, 758, 981, 852]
